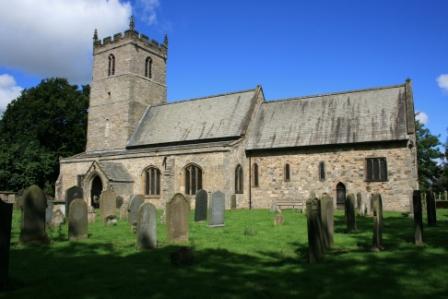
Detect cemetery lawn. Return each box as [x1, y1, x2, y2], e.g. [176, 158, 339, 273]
[3, 209, 448, 299]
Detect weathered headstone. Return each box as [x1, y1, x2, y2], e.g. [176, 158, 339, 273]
[128, 194, 145, 227]
[208, 191, 225, 227]
[356, 192, 366, 216]
[46, 200, 54, 225]
[20, 185, 49, 244]
[50, 209, 65, 228]
[166, 193, 189, 243]
[87, 206, 96, 224]
[413, 190, 424, 246]
[194, 189, 207, 222]
[274, 213, 284, 225]
[100, 189, 116, 224]
[116, 196, 124, 209]
[119, 201, 129, 220]
[137, 202, 157, 249]
[320, 193, 334, 250]
[65, 186, 83, 217]
[371, 193, 384, 251]
[345, 193, 357, 232]
[68, 198, 88, 241]
[306, 196, 324, 263]
[426, 191, 437, 226]
[230, 194, 237, 210]
[0, 198, 13, 289]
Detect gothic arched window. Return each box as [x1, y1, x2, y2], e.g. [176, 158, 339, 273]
[284, 163, 291, 182]
[108, 54, 115, 76]
[252, 163, 259, 187]
[185, 164, 202, 195]
[235, 164, 244, 194]
[144, 166, 161, 196]
[145, 56, 152, 78]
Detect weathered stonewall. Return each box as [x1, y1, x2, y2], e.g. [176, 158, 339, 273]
[128, 194, 145, 228]
[137, 202, 157, 250]
[20, 185, 49, 244]
[100, 189, 116, 224]
[194, 189, 208, 222]
[320, 193, 334, 249]
[345, 193, 357, 233]
[413, 190, 424, 246]
[306, 195, 325, 263]
[166, 193, 189, 243]
[65, 186, 83, 218]
[0, 198, 13, 289]
[426, 191, 437, 226]
[371, 193, 384, 251]
[68, 198, 88, 241]
[208, 191, 225, 227]
[230, 194, 237, 210]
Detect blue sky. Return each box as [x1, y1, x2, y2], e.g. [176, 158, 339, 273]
[0, 0, 447, 141]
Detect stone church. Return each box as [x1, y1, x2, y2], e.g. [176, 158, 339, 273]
[56, 20, 419, 212]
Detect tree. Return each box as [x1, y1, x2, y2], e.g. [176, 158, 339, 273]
[0, 78, 88, 194]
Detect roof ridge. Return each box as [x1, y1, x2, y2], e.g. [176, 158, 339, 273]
[265, 82, 406, 104]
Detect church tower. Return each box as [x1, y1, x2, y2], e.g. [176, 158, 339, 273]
[86, 17, 168, 152]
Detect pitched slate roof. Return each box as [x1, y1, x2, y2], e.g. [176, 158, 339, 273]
[246, 84, 409, 150]
[127, 88, 258, 148]
[97, 161, 133, 182]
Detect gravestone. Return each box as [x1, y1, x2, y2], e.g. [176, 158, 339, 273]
[46, 200, 54, 225]
[119, 202, 129, 220]
[194, 189, 207, 222]
[100, 189, 116, 224]
[166, 193, 189, 243]
[371, 193, 384, 251]
[0, 198, 13, 289]
[413, 190, 424, 246]
[230, 194, 237, 210]
[426, 191, 437, 226]
[65, 186, 83, 217]
[356, 192, 365, 216]
[306, 196, 324, 263]
[345, 193, 357, 232]
[137, 202, 157, 250]
[208, 191, 225, 227]
[116, 196, 124, 209]
[20, 185, 49, 244]
[50, 209, 65, 228]
[87, 206, 96, 224]
[274, 213, 284, 225]
[320, 193, 334, 250]
[128, 194, 145, 227]
[68, 198, 88, 241]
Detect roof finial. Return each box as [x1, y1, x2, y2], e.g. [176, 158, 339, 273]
[93, 28, 98, 42]
[163, 34, 168, 47]
[129, 15, 135, 31]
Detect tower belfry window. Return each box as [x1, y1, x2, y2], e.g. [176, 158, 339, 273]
[145, 57, 152, 78]
[108, 54, 115, 76]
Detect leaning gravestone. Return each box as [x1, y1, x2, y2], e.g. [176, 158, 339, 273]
[166, 193, 189, 243]
[371, 193, 384, 251]
[413, 190, 424, 246]
[0, 197, 13, 289]
[194, 189, 208, 222]
[128, 194, 145, 227]
[100, 189, 116, 224]
[20, 185, 49, 244]
[230, 194, 237, 210]
[320, 193, 334, 250]
[306, 195, 324, 263]
[426, 191, 437, 226]
[345, 193, 357, 233]
[65, 186, 83, 218]
[68, 198, 88, 241]
[209, 191, 225, 227]
[137, 202, 157, 250]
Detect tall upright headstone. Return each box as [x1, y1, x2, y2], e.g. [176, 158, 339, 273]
[426, 191, 437, 226]
[137, 202, 157, 249]
[345, 193, 357, 232]
[116, 196, 124, 209]
[0, 198, 13, 289]
[100, 189, 116, 223]
[371, 193, 384, 251]
[194, 189, 207, 222]
[208, 191, 225, 227]
[20, 185, 48, 244]
[166, 193, 189, 243]
[128, 194, 145, 227]
[65, 186, 83, 217]
[230, 194, 237, 210]
[413, 190, 424, 246]
[306, 196, 324, 263]
[356, 192, 365, 216]
[68, 198, 88, 241]
[320, 193, 334, 250]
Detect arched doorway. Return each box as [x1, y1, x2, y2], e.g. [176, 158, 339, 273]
[336, 182, 346, 209]
[91, 175, 103, 209]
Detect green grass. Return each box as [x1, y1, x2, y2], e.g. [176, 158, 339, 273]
[3, 208, 448, 299]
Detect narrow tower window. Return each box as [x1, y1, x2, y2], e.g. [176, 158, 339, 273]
[319, 161, 326, 181]
[145, 56, 152, 78]
[284, 163, 291, 182]
[235, 164, 244, 194]
[252, 163, 259, 187]
[108, 54, 115, 76]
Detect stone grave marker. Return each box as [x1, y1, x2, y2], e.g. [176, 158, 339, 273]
[413, 190, 424, 246]
[208, 191, 225, 227]
[20, 185, 49, 244]
[116, 196, 124, 209]
[356, 192, 365, 216]
[194, 189, 207, 222]
[50, 209, 65, 228]
[128, 194, 145, 227]
[0, 197, 13, 289]
[137, 202, 157, 249]
[166, 193, 189, 243]
[68, 198, 88, 241]
[230, 194, 237, 210]
[120, 201, 129, 220]
[306, 195, 324, 263]
[46, 200, 54, 225]
[100, 189, 116, 224]
[320, 193, 334, 250]
[371, 193, 384, 251]
[345, 193, 357, 232]
[274, 213, 284, 225]
[426, 191, 437, 226]
[65, 186, 83, 218]
[87, 206, 96, 224]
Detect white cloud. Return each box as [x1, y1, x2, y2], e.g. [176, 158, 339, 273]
[415, 111, 428, 125]
[437, 74, 448, 93]
[0, 0, 132, 84]
[0, 74, 23, 112]
[136, 0, 160, 25]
